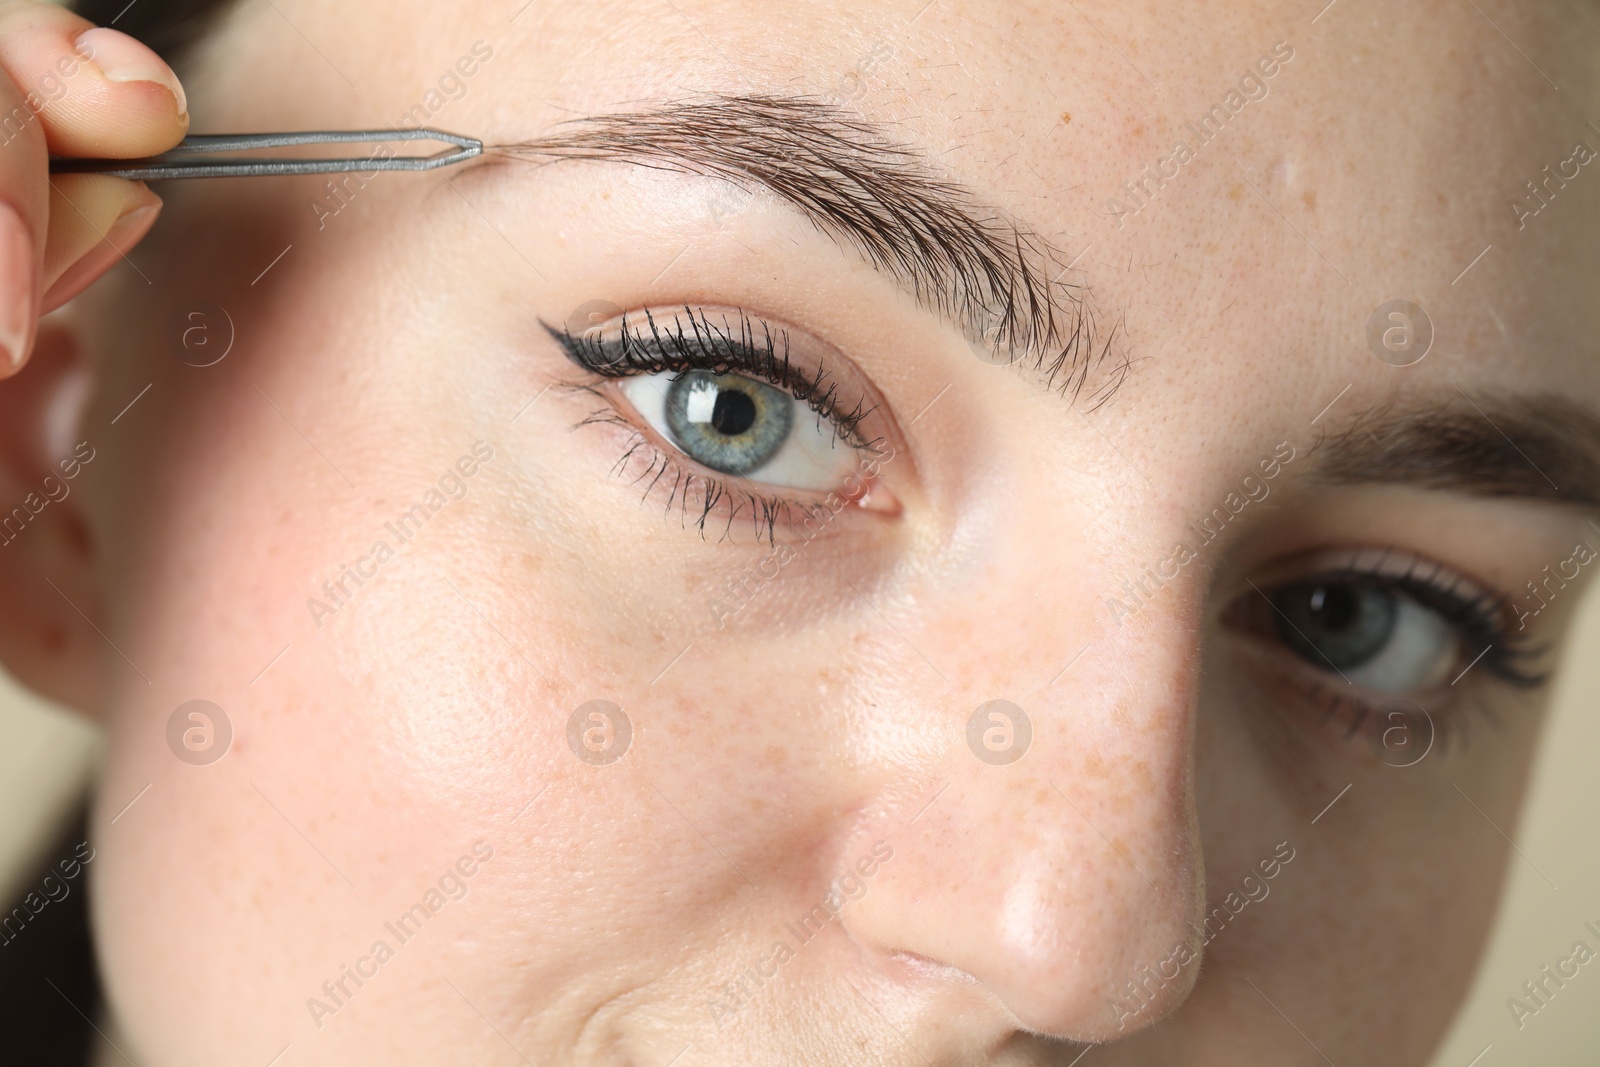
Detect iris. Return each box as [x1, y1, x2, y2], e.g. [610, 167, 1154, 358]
[1273, 581, 1398, 670]
[664, 370, 794, 475]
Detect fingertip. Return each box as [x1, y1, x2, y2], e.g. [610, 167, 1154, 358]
[0, 8, 191, 158]
[73, 27, 186, 118]
[41, 175, 161, 314]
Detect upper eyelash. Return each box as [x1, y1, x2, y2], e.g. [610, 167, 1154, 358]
[541, 306, 883, 452]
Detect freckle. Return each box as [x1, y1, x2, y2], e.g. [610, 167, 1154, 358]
[1228, 183, 1245, 201]
[1062, 111, 1072, 124]
[763, 744, 787, 766]
[1132, 122, 1146, 137]
[1301, 190, 1317, 210]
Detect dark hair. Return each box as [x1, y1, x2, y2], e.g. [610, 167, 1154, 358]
[71, 0, 235, 64]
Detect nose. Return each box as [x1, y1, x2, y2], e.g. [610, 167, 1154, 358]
[841, 595, 1207, 1044]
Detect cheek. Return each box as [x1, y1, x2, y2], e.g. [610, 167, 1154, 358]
[88, 240, 865, 1057]
[84, 286, 558, 1058]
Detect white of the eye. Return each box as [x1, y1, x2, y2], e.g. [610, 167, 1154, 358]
[1344, 598, 1456, 693]
[621, 373, 672, 433]
[619, 372, 861, 491]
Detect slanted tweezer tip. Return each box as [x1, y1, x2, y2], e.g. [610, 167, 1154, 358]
[49, 128, 485, 181]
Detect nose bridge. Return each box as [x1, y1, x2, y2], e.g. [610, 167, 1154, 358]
[840, 527, 1208, 1042]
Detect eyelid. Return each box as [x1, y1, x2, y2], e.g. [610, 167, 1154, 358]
[1221, 546, 1513, 628]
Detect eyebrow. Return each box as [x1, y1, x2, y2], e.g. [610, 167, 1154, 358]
[1314, 391, 1600, 508]
[494, 93, 1126, 404]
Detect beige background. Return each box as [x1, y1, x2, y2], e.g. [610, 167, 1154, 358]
[2, 592, 1597, 1063]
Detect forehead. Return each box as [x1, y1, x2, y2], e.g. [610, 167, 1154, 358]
[197, 0, 1600, 398]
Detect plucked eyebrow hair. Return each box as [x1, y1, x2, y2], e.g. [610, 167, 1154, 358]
[1314, 392, 1600, 508]
[495, 93, 1127, 404]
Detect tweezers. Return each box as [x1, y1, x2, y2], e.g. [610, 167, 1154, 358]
[48, 128, 483, 181]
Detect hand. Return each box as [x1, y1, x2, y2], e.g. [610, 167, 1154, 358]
[0, 1, 188, 378]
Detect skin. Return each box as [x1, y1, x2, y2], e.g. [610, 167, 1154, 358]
[0, 0, 1595, 1063]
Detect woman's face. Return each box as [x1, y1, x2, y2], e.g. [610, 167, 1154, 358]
[35, 0, 1600, 1063]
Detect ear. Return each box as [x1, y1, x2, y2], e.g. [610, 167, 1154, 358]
[0, 315, 107, 716]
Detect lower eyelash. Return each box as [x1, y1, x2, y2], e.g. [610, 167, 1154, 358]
[1299, 676, 1498, 759]
[572, 404, 824, 544]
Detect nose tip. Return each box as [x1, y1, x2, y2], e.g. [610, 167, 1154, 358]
[981, 862, 1201, 1040]
[843, 784, 1204, 1045]
[824, 525, 1211, 1049]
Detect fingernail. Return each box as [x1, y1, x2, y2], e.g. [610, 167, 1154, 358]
[74, 27, 188, 117]
[107, 183, 163, 243]
[0, 201, 37, 373]
[39, 185, 162, 313]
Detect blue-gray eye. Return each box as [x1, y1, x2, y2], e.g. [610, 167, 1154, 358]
[662, 370, 793, 475]
[1274, 582, 1395, 669]
[617, 367, 870, 492]
[1272, 580, 1454, 691]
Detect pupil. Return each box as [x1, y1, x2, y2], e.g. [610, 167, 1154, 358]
[1309, 585, 1356, 629]
[710, 389, 757, 437]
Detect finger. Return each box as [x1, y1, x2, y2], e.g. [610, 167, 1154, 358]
[40, 173, 159, 312]
[0, 4, 187, 159]
[0, 189, 33, 378]
[0, 9, 46, 378]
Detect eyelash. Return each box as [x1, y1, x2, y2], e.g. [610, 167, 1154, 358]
[543, 306, 886, 542]
[1256, 554, 1548, 756]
